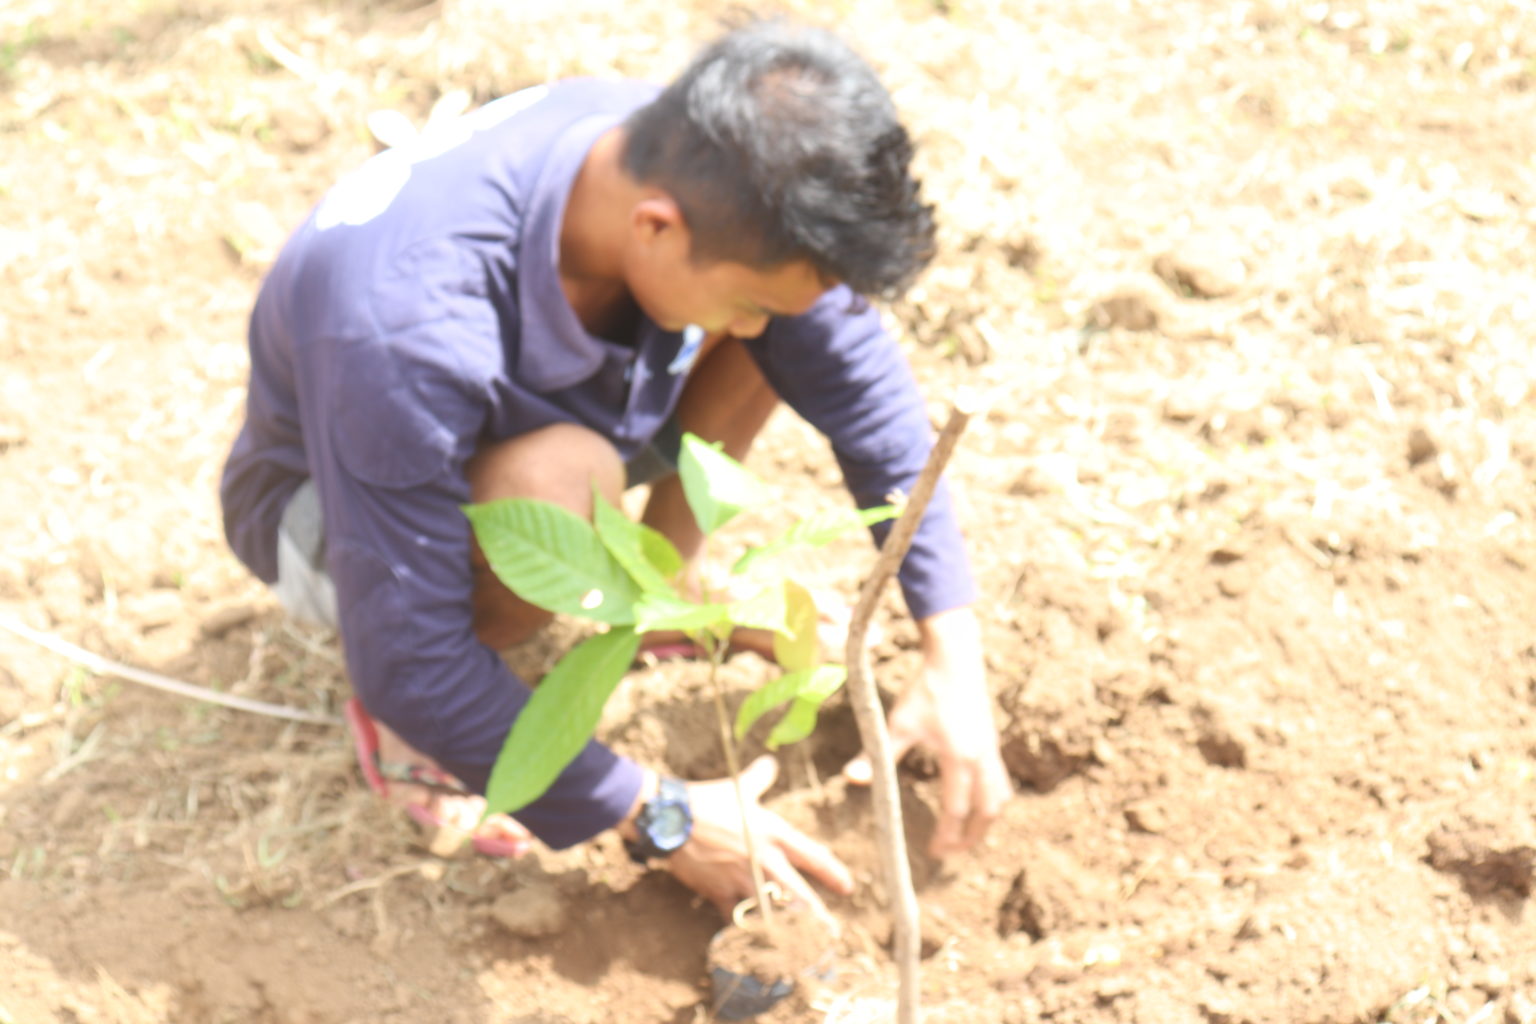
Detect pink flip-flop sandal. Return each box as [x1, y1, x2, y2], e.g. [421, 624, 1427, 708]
[632, 636, 765, 665]
[344, 698, 530, 858]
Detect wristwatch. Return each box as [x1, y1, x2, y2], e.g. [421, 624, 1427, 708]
[624, 777, 693, 864]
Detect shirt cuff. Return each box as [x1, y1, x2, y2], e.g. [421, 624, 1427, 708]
[442, 744, 645, 851]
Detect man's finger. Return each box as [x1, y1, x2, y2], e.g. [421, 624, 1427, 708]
[841, 753, 873, 785]
[703, 873, 753, 919]
[929, 759, 975, 857]
[479, 810, 536, 855]
[761, 849, 831, 924]
[961, 759, 1012, 849]
[841, 729, 918, 786]
[743, 753, 779, 799]
[770, 814, 854, 895]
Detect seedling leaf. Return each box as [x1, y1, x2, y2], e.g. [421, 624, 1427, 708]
[772, 580, 820, 672]
[733, 504, 899, 576]
[591, 486, 681, 595]
[679, 432, 771, 536]
[768, 667, 846, 748]
[634, 593, 731, 634]
[484, 626, 641, 815]
[638, 523, 685, 579]
[766, 697, 821, 749]
[465, 498, 639, 625]
[727, 580, 789, 636]
[734, 664, 846, 745]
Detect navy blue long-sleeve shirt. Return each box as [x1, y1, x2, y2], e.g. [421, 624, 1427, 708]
[220, 79, 975, 849]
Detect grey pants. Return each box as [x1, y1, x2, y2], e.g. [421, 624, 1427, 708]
[271, 420, 682, 631]
[272, 479, 339, 630]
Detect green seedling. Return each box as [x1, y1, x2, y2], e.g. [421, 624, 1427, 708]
[465, 431, 895, 921]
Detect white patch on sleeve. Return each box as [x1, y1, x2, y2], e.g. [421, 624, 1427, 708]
[315, 149, 413, 230]
[463, 85, 550, 131]
[315, 85, 552, 232]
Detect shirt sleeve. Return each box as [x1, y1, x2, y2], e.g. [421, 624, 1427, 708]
[304, 326, 642, 850]
[744, 290, 976, 620]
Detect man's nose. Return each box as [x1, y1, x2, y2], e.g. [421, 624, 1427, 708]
[728, 313, 771, 339]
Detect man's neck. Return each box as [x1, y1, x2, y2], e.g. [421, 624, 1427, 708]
[559, 127, 638, 340]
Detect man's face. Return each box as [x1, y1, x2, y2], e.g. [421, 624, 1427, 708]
[623, 198, 832, 339]
[643, 255, 829, 339]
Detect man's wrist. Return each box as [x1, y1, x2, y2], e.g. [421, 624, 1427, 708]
[614, 767, 658, 843]
[622, 776, 693, 864]
[917, 606, 982, 670]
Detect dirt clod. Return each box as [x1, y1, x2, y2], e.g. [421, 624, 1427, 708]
[489, 885, 569, 939]
[1192, 703, 1250, 769]
[997, 870, 1050, 940]
[199, 602, 261, 638]
[1426, 796, 1536, 899]
[1152, 243, 1247, 299]
[1406, 424, 1439, 467]
[1087, 275, 1171, 331]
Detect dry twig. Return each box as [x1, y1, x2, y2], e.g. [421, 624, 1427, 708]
[316, 860, 432, 908]
[844, 388, 978, 1024]
[0, 616, 342, 727]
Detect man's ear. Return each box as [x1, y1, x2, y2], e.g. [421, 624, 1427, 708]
[630, 194, 688, 250]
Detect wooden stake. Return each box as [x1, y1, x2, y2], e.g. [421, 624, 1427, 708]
[844, 389, 978, 1024]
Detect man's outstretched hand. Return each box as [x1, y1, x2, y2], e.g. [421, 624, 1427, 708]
[842, 606, 1012, 857]
[664, 756, 853, 920]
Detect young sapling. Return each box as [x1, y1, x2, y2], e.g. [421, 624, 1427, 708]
[464, 432, 895, 925]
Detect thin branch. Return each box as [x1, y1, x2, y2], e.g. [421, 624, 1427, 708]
[0, 616, 343, 727]
[315, 860, 430, 908]
[705, 636, 774, 931]
[254, 25, 318, 82]
[40, 722, 109, 783]
[844, 388, 979, 1024]
[699, 538, 777, 930]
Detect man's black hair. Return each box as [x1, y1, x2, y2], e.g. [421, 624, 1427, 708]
[621, 19, 936, 299]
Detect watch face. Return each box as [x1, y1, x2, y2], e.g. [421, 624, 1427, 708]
[630, 779, 692, 862]
[652, 804, 689, 840]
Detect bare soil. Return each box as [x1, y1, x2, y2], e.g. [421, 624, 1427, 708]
[3, 0, 1535, 1022]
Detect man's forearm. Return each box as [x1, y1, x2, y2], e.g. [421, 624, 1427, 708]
[916, 605, 985, 682]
